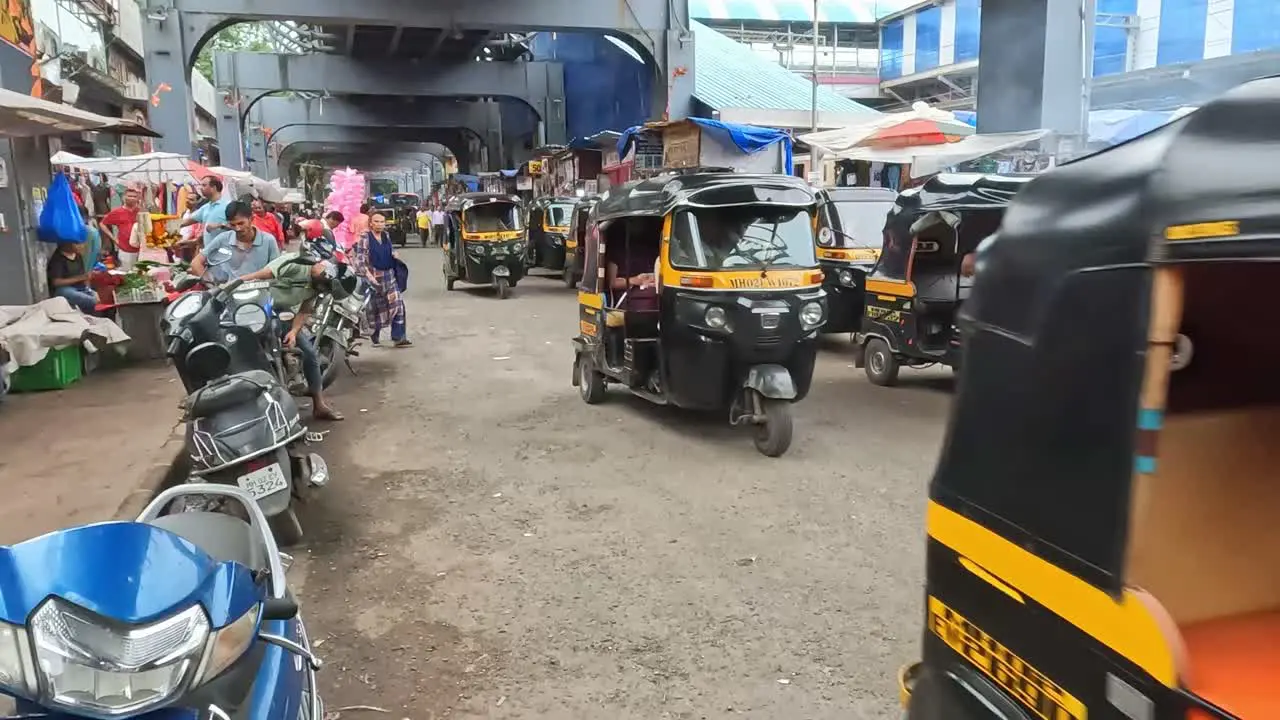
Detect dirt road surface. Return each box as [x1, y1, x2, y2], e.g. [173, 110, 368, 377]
[296, 246, 953, 720]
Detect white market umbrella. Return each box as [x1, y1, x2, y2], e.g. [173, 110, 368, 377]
[799, 101, 976, 154]
[818, 130, 1051, 176]
[48, 151, 198, 183]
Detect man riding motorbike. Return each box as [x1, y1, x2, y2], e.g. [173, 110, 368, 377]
[190, 201, 280, 282]
[240, 253, 356, 421]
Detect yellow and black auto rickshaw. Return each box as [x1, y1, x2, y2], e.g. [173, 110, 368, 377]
[442, 192, 527, 299]
[902, 76, 1280, 720]
[525, 195, 576, 275]
[815, 186, 897, 334]
[571, 172, 827, 457]
[856, 174, 1029, 385]
[562, 194, 601, 288]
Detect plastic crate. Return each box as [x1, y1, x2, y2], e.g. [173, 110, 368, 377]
[115, 286, 162, 305]
[10, 345, 82, 392]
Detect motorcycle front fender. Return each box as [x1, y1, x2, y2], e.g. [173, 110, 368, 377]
[320, 324, 349, 350]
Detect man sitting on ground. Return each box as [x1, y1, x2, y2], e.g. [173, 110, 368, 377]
[47, 242, 98, 314]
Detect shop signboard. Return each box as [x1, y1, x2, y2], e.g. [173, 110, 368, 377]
[634, 134, 662, 171]
[662, 122, 701, 169]
[528, 159, 545, 175]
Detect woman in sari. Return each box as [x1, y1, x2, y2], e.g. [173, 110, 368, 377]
[352, 213, 412, 347]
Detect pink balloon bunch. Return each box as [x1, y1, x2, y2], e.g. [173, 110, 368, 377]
[325, 168, 366, 249]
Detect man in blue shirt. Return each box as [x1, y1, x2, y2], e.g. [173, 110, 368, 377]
[190, 201, 280, 282]
[181, 176, 231, 245]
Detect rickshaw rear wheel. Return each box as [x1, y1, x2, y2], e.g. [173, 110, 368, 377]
[495, 277, 511, 299]
[864, 338, 900, 386]
[577, 354, 606, 404]
[753, 398, 793, 457]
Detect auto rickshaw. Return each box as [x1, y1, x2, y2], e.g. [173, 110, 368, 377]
[563, 194, 601, 288]
[525, 195, 576, 274]
[901, 75, 1280, 720]
[814, 186, 897, 334]
[571, 172, 827, 457]
[441, 192, 527, 299]
[856, 174, 1029, 385]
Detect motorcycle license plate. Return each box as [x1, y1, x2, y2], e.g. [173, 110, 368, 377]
[237, 463, 289, 499]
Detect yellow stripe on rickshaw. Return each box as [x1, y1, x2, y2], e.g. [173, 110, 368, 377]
[463, 231, 524, 241]
[1164, 220, 1239, 241]
[579, 292, 603, 309]
[865, 278, 916, 297]
[927, 500, 1178, 686]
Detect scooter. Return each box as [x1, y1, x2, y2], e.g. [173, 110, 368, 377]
[0, 484, 323, 720]
[163, 256, 327, 546]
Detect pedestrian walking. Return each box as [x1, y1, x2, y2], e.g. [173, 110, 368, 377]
[352, 213, 412, 347]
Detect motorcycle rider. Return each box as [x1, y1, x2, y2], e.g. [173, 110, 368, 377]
[240, 254, 356, 421]
[190, 201, 280, 282]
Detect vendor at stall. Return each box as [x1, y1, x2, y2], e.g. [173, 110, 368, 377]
[47, 242, 98, 314]
[99, 186, 143, 269]
[181, 176, 230, 244]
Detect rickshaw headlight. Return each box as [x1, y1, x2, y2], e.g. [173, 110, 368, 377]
[800, 302, 824, 329]
[704, 306, 729, 330]
[838, 269, 855, 286]
[817, 227, 835, 247]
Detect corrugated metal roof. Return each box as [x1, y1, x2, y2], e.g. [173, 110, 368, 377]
[693, 20, 878, 115]
[689, 0, 919, 23]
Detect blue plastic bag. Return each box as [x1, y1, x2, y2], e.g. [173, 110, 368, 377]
[37, 172, 85, 244]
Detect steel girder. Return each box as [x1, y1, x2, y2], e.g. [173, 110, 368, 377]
[224, 96, 497, 175]
[273, 128, 479, 174]
[139, 0, 693, 156]
[213, 53, 565, 149]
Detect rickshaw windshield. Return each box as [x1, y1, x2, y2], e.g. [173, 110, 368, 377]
[670, 205, 817, 270]
[826, 200, 894, 249]
[546, 204, 573, 227]
[464, 203, 523, 233]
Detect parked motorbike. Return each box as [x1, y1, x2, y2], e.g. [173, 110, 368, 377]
[162, 251, 328, 546]
[304, 234, 371, 388]
[0, 483, 323, 720]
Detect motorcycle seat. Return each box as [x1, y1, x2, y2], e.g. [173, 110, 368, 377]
[150, 511, 268, 570]
[187, 370, 278, 418]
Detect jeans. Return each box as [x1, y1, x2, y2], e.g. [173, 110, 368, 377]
[54, 286, 98, 314]
[294, 329, 324, 395]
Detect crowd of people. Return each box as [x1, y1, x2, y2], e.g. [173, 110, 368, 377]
[43, 170, 421, 421]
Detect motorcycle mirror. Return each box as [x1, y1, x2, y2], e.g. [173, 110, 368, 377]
[262, 595, 299, 620]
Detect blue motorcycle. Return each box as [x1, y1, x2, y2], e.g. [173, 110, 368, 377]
[0, 484, 323, 720]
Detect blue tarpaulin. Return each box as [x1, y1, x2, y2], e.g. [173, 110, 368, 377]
[499, 169, 519, 177]
[951, 108, 1194, 146]
[453, 173, 481, 191]
[616, 118, 794, 174]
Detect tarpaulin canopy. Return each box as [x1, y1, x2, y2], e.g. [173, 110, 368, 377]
[616, 118, 795, 174]
[798, 102, 975, 156]
[804, 130, 1049, 176]
[0, 88, 159, 138]
[50, 151, 199, 183]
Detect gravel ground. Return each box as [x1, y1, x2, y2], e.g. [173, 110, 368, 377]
[294, 245, 954, 720]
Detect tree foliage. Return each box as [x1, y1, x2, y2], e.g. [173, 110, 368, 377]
[193, 24, 277, 81]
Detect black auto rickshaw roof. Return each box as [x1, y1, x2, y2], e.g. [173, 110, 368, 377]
[595, 173, 815, 223]
[445, 192, 522, 212]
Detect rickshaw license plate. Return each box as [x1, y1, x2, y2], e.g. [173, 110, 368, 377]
[237, 463, 289, 499]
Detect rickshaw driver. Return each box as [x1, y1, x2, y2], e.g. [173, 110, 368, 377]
[605, 231, 659, 313]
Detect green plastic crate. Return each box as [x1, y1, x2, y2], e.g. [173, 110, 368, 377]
[11, 345, 82, 392]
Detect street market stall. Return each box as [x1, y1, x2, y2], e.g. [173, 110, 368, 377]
[616, 118, 795, 176]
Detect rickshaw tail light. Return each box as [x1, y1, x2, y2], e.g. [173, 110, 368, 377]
[680, 275, 714, 288]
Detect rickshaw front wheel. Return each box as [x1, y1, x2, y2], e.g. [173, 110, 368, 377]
[495, 277, 512, 299]
[753, 398, 793, 457]
[864, 338, 901, 386]
[577, 354, 606, 404]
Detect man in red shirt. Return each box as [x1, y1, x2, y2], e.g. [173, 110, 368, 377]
[251, 197, 286, 250]
[100, 187, 143, 268]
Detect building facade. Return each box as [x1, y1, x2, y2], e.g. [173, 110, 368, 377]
[878, 0, 1280, 112]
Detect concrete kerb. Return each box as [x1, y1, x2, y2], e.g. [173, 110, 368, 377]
[112, 427, 191, 520]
